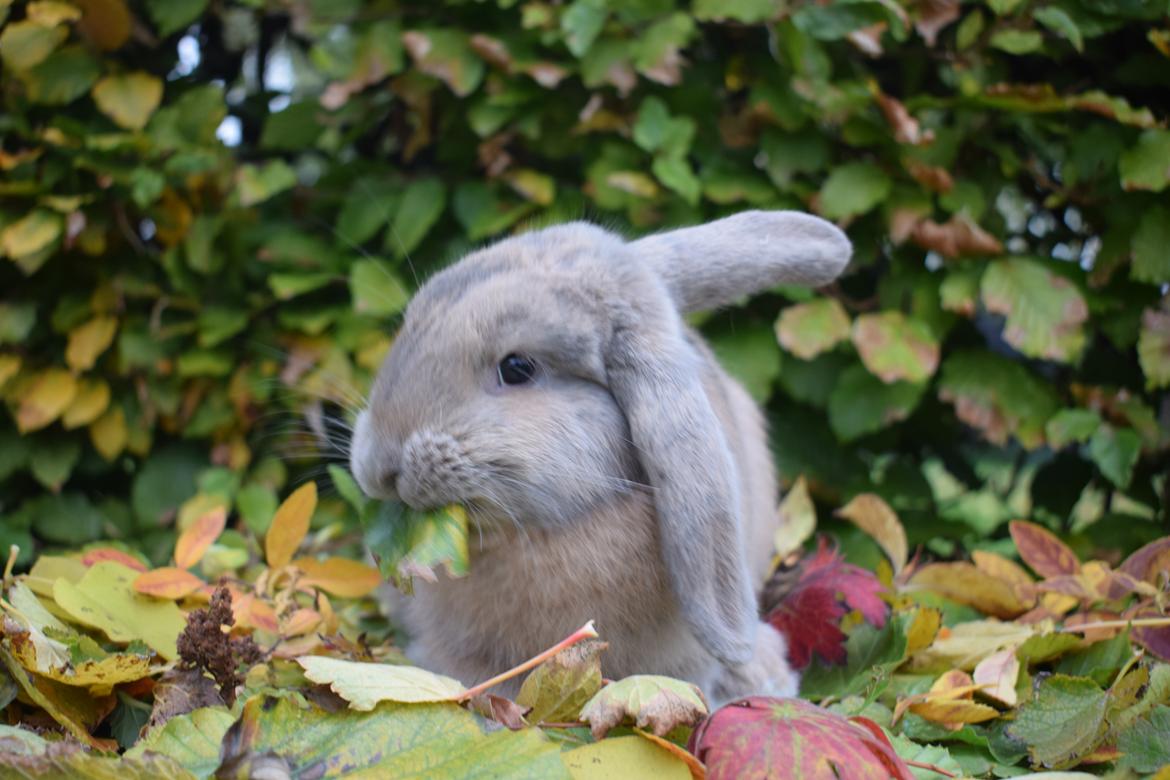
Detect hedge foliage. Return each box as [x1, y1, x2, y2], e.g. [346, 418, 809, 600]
[0, 0, 1167, 566]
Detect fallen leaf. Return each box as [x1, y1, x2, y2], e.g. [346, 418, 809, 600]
[517, 639, 606, 725]
[1007, 674, 1109, 769]
[468, 693, 530, 730]
[174, 507, 226, 570]
[292, 556, 382, 599]
[774, 476, 816, 559]
[265, 482, 317, 569]
[973, 646, 1021, 706]
[563, 735, 692, 780]
[909, 561, 1034, 618]
[80, 547, 148, 572]
[766, 539, 889, 669]
[296, 655, 464, 710]
[909, 670, 1000, 727]
[909, 619, 1041, 672]
[134, 567, 206, 600]
[580, 675, 708, 739]
[835, 493, 907, 574]
[1011, 520, 1081, 578]
[690, 697, 915, 779]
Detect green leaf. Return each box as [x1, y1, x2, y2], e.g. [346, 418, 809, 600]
[29, 437, 81, 492]
[363, 502, 470, 593]
[562, 736, 692, 779]
[1119, 130, 1170, 192]
[126, 706, 233, 777]
[13, 493, 103, 545]
[197, 306, 249, 348]
[236, 484, 278, 536]
[1138, 308, 1170, 389]
[336, 186, 397, 246]
[132, 446, 204, 528]
[692, 0, 778, 23]
[852, 311, 940, 384]
[92, 72, 165, 130]
[651, 156, 700, 205]
[1118, 705, 1170, 773]
[517, 640, 605, 725]
[388, 177, 447, 257]
[707, 322, 781, 403]
[561, 0, 608, 57]
[402, 29, 485, 97]
[1034, 6, 1083, 51]
[761, 128, 831, 187]
[1006, 675, 1108, 769]
[1, 209, 63, 259]
[1131, 205, 1170, 284]
[111, 696, 151, 750]
[938, 350, 1060, 449]
[819, 162, 892, 220]
[0, 20, 68, 71]
[236, 161, 297, 207]
[775, 298, 851, 360]
[1087, 424, 1141, 488]
[828, 365, 926, 441]
[143, 0, 207, 36]
[980, 258, 1088, 363]
[792, 2, 891, 41]
[990, 29, 1044, 54]
[579, 675, 707, 738]
[453, 181, 534, 241]
[1054, 631, 1131, 687]
[0, 302, 36, 344]
[801, 616, 909, 699]
[1044, 409, 1101, 449]
[219, 695, 570, 779]
[349, 259, 410, 318]
[632, 97, 695, 157]
[19, 45, 100, 105]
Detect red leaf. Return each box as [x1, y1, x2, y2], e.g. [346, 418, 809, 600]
[1009, 520, 1080, 578]
[689, 697, 915, 780]
[1132, 610, 1170, 661]
[765, 539, 889, 670]
[1119, 537, 1170, 582]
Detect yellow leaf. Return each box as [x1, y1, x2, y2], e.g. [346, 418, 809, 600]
[563, 735, 692, 780]
[281, 608, 322, 637]
[265, 481, 317, 569]
[65, 315, 117, 371]
[53, 561, 186, 660]
[1, 208, 62, 258]
[89, 405, 127, 460]
[7, 630, 152, 695]
[91, 72, 164, 130]
[0, 20, 68, 71]
[774, 476, 816, 558]
[908, 619, 1042, 672]
[296, 655, 464, 709]
[61, 377, 110, 428]
[25, 555, 88, 597]
[905, 606, 943, 654]
[909, 561, 1034, 618]
[133, 567, 206, 600]
[293, 556, 382, 598]
[972, 550, 1035, 592]
[909, 695, 999, 726]
[174, 507, 226, 569]
[27, 1, 83, 25]
[0, 354, 21, 390]
[835, 493, 908, 574]
[15, 368, 77, 433]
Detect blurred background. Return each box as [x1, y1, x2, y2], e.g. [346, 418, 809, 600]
[0, 0, 1166, 570]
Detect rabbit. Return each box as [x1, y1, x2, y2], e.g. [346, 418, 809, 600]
[349, 210, 852, 704]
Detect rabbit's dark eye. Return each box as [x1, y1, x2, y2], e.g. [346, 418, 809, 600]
[498, 354, 537, 385]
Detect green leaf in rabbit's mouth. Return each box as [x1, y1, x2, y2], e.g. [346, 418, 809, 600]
[361, 501, 470, 594]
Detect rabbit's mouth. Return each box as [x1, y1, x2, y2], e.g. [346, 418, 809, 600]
[397, 429, 477, 510]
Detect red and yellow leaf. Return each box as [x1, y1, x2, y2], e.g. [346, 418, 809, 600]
[133, 567, 205, 600]
[265, 482, 317, 569]
[173, 506, 227, 570]
[1010, 520, 1080, 578]
[293, 556, 382, 599]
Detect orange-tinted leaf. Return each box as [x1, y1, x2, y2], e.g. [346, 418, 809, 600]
[293, 557, 382, 598]
[972, 550, 1035, 590]
[910, 695, 999, 727]
[133, 567, 205, 600]
[80, 547, 147, 572]
[281, 608, 322, 637]
[233, 593, 279, 633]
[1010, 520, 1080, 578]
[174, 506, 227, 569]
[1119, 537, 1170, 583]
[909, 561, 1033, 618]
[909, 214, 1002, 259]
[265, 482, 317, 569]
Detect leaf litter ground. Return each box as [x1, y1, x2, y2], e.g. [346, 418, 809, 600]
[1, 475, 1169, 779]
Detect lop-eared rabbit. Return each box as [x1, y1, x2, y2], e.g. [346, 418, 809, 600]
[351, 210, 851, 703]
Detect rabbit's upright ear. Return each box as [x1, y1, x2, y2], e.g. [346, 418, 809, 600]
[605, 294, 758, 667]
[631, 210, 852, 313]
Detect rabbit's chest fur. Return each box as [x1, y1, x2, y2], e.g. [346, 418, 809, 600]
[398, 491, 713, 693]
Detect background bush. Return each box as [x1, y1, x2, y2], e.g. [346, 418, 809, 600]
[0, 0, 1167, 568]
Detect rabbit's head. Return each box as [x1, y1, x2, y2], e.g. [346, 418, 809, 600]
[351, 210, 851, 666]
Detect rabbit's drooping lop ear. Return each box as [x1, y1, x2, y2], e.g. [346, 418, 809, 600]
[607, 210, 852, 668]
[631, 210, 852, 313]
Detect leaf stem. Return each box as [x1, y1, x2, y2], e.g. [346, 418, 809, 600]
[1062, 617, 1170, 633]
[454, 620, 598, 702]
[904, 759, 957, 777]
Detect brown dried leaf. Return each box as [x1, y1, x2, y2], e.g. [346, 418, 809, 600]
[876, 93, 931, 145]
[914, 0, 961, 46]
[145, 667, 224, 732]
[580, 675, 708, 740]
[910, 214, 1003, 258]
[835, 493, 907, 574]
[1010, 520, 1081, 578]
[468, 693, 530, 730]
[516, 639, 606, 725]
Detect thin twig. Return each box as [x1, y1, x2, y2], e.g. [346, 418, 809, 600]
[1062, 617, 1170, 633]
[905, 758, 957, 777]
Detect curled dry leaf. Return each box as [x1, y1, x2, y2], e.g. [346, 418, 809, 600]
[973, 646, 1021, 706]
[689, 697, 915, 780]
[913, 0, 961, 46]
[876, 92, 932, 146]
[908, 213, 1003, 259]
[580, 675, 708, 739]
[908, 669, 1000, 728]
[468, 693, 530, 730]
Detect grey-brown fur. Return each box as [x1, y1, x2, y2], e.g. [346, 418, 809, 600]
[350, 210, 851, 703]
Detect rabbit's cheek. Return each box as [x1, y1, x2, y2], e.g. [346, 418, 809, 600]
[398, 429, 476, 509]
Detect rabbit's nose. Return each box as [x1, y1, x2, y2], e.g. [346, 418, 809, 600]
[350, 410, 403, 500]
